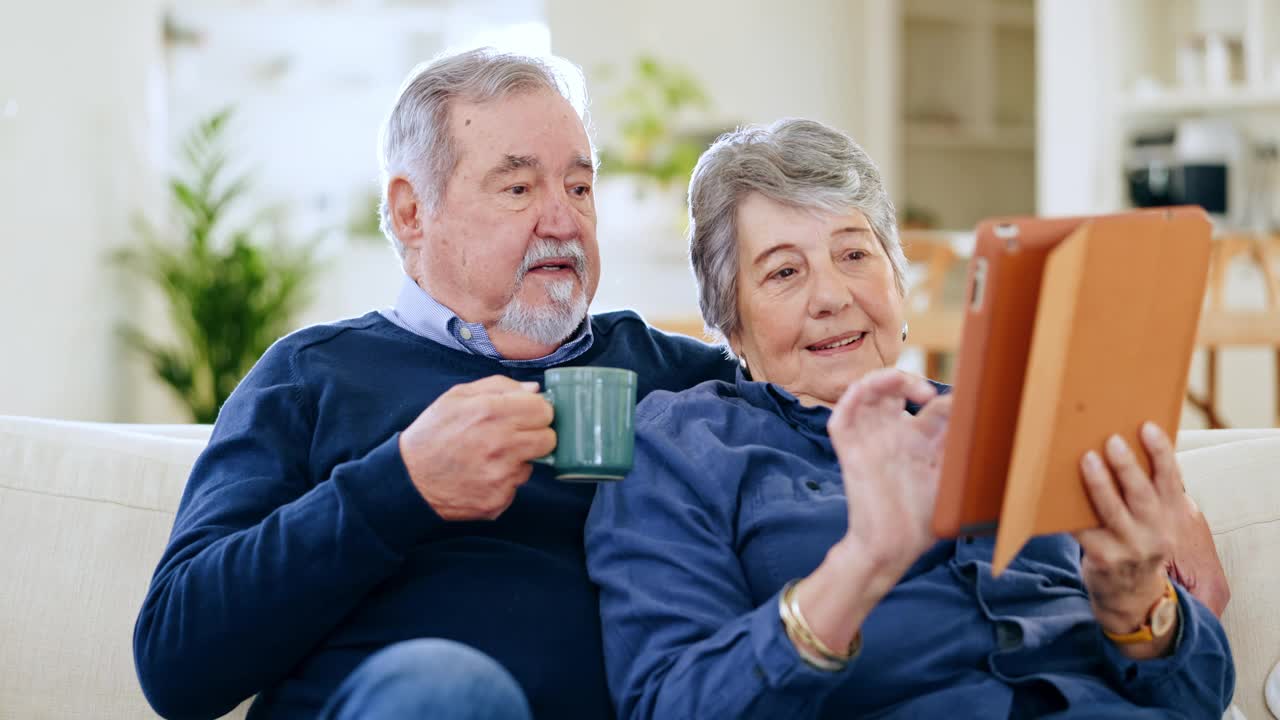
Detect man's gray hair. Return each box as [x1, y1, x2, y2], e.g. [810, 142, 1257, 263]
[687, 118, 907, 345]
[378, 48, 593, 257]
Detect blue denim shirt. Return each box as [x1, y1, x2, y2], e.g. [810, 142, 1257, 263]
[585, 372, 1234, 719]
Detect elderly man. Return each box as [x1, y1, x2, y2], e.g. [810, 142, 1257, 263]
[132, 49, 735, 720]
[133, 48, 1228, 720]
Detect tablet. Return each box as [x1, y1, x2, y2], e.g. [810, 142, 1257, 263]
[931, 207, 1211, 570]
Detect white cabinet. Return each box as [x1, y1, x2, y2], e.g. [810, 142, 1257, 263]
[896, 0, 1038, 230]
[1120, 0, 1280, 117]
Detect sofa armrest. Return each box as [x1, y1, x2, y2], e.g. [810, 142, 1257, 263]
[1178, 432, 1280, 720]
[1176, 428, 1280, 453]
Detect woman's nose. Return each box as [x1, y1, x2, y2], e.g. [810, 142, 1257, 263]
[807, 265, 853, 318]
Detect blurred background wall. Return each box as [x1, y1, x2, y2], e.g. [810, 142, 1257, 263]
[2, 0, 1277, 428]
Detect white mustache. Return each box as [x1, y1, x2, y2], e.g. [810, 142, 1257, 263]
[515, 239, 587, 282]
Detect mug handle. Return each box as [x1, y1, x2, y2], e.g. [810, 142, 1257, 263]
[531, 390, 556, 466]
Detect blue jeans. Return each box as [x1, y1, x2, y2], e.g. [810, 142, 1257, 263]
[319, 639, 532, 720]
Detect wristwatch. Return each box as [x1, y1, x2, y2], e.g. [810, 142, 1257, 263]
[1102, 578, 1180, 645]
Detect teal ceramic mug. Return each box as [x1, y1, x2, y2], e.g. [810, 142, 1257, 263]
[534, 367, 637, 482]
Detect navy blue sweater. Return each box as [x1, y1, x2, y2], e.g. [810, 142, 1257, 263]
[133, 310, 735, 720]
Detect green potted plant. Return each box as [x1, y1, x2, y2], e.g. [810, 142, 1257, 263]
[594, 56, 716, 267]
[597, 56, 712, 189]
[115, 108, 318, 423]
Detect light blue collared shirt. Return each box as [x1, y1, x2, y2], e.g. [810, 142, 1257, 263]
[380, 274, 594, 368]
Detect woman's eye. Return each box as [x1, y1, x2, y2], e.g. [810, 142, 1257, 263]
[845, 250, 867, 261]
[771, 267, 797, 281]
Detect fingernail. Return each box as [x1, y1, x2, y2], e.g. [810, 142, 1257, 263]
[1082, 450, 1102, 472]
[521, 382, 540, 392]
[1106, 434, 1129, 458]
[1141, 421, 1161, 444]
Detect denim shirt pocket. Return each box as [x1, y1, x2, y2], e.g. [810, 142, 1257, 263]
[738, 472, 847, 600]
[746, 471, 812, 506]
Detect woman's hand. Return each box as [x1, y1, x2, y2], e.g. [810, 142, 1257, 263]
[789, 370, 951, 664]
[827, 369, 952, 584]
[1075, 422, 1185, 659]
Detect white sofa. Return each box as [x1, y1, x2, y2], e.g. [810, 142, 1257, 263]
[1, 415, 1277, 719]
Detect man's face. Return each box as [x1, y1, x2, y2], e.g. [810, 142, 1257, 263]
[400, 89, 599, 354]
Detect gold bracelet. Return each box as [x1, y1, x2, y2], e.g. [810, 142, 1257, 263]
[786, 581, 862, 661]
[781, 614, 845, 671]
[779, 593, 844, 671]
[778, 580, 862, 668]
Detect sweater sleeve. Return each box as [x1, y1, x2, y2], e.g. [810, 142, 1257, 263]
[1095, 584, 1235, 716]
[133, 342, 444, 720]
[585, 401, 854, 720]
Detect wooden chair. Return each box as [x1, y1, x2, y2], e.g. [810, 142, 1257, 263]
[1190, 232, 1280, 427]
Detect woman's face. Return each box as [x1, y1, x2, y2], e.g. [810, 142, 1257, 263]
[730, 193, 905, 407]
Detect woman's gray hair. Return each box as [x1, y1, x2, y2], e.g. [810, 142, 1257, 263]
[378, 48, 593, 257]
[687, 118, 907, 345]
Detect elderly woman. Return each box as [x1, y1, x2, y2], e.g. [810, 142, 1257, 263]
[585, 119, 1234, 719]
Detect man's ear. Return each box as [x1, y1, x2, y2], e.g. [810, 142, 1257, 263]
[387, 177, 424, 249]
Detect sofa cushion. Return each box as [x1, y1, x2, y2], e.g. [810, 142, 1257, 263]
[1, 415, 1275, 719]
[1180, 434, 1280, 720]
[0, 416, 246, 719]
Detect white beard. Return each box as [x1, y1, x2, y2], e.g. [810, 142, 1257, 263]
[496, 239, 590, 346]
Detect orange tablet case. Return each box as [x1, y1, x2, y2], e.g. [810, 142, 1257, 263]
[930, 207, 1212, 573]
[932, 215, 1086, 538]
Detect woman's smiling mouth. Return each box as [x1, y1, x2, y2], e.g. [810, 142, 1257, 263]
[806, 331, 867, 355]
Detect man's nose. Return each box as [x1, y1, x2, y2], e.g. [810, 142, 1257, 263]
[534, 190, 579, 241]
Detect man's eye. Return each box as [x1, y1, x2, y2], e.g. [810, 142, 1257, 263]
[508, 185, 529, 196]
[572, 185, 592, 197]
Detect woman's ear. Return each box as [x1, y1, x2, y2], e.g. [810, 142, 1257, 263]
[726, 332, 745, 368]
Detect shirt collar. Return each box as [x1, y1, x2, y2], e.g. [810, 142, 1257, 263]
[733, 366, 950, 444]
[382, 274, 594, 368]
[734, 368, 835, 446]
